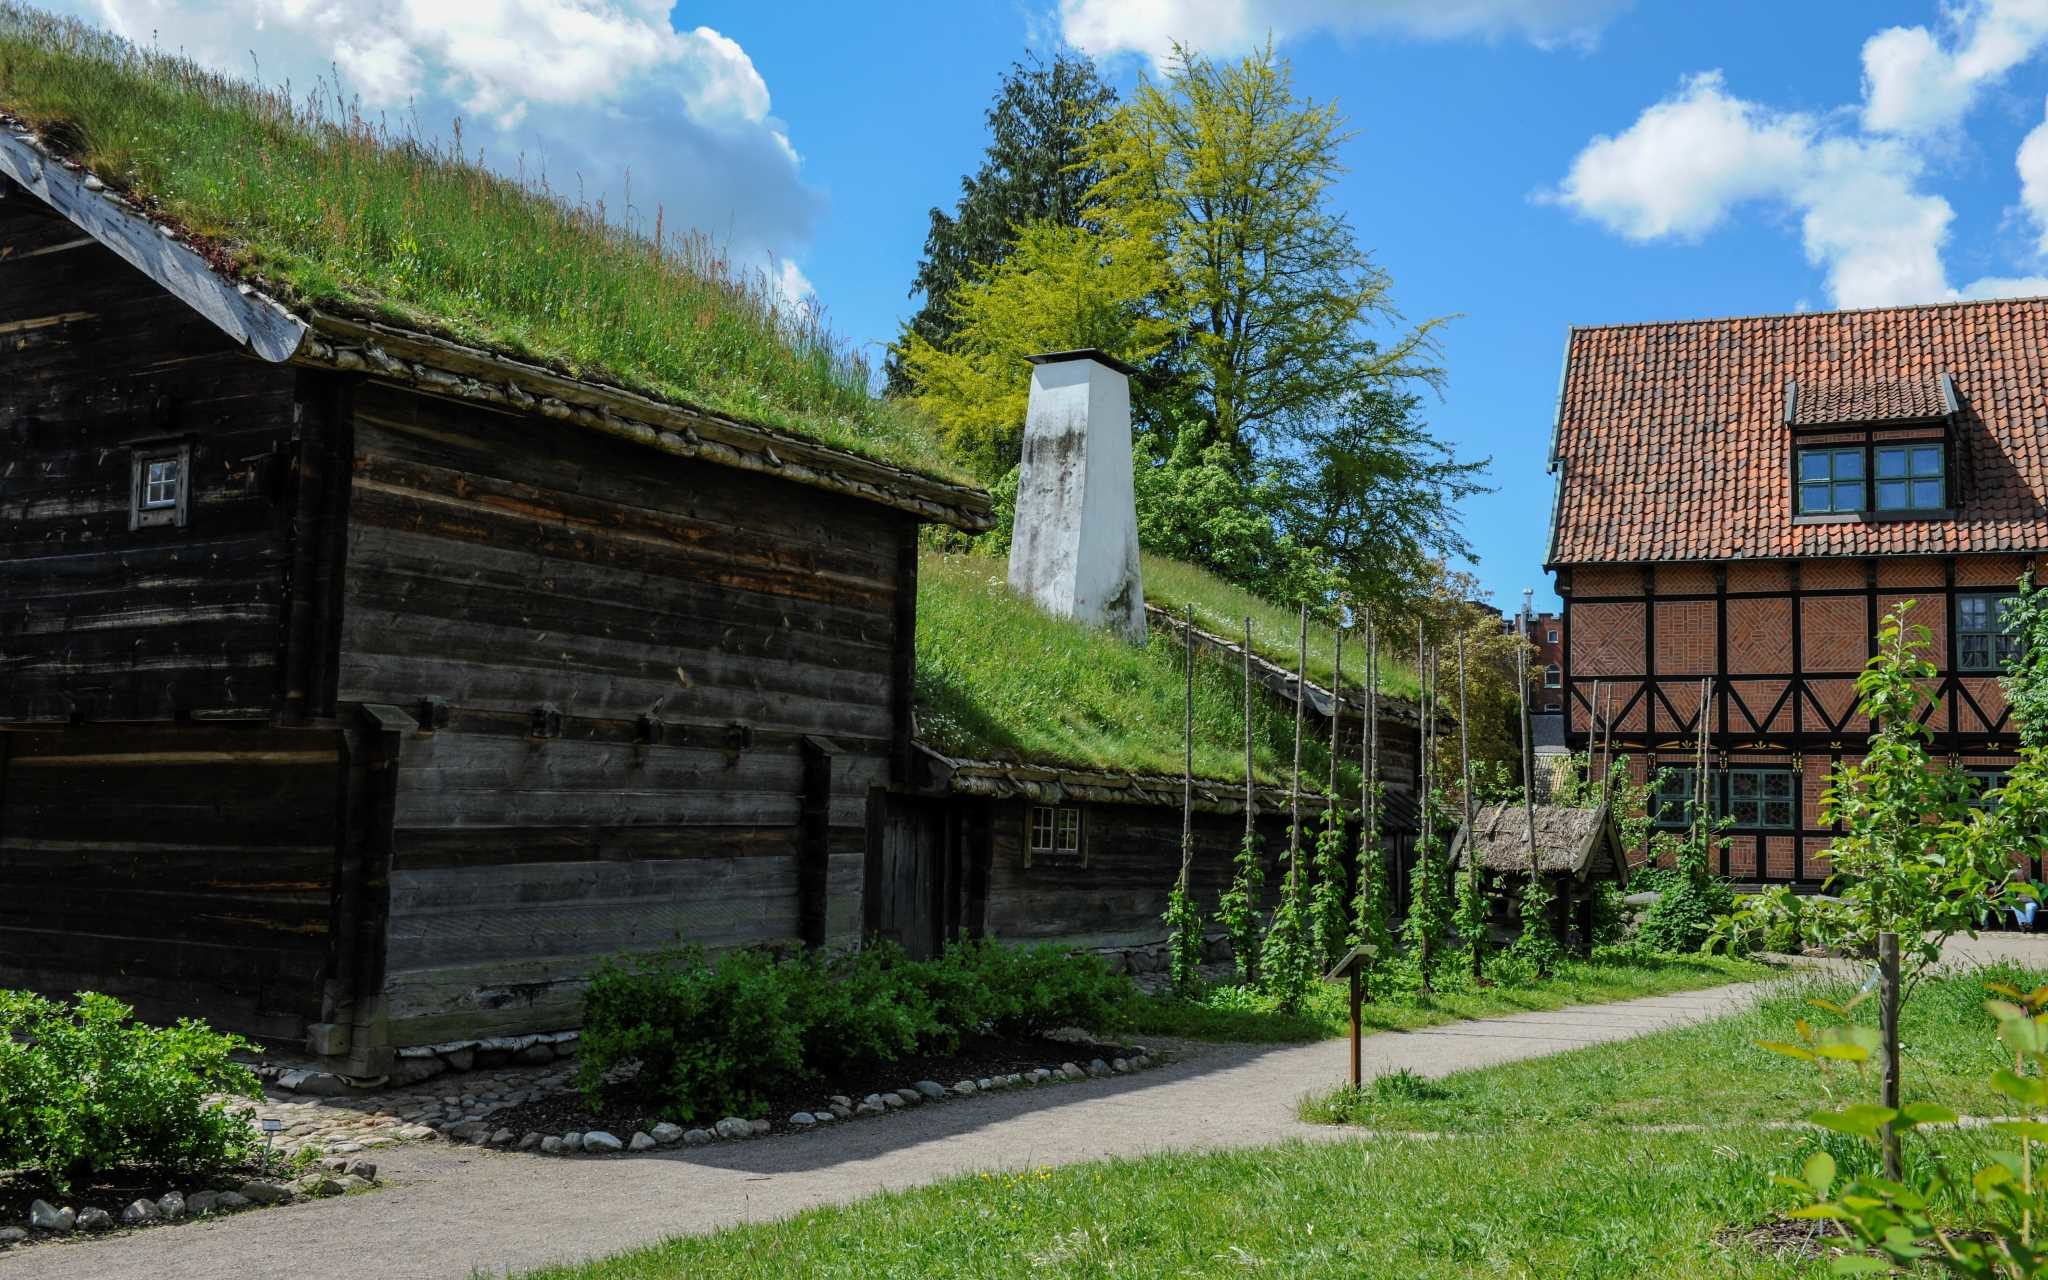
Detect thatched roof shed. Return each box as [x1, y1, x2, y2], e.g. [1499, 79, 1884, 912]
[1447, 801, 1629, 886]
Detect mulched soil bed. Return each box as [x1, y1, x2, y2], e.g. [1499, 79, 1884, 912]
[486, 1033, 1144, 1141]
[1, 1163, 262, 1250]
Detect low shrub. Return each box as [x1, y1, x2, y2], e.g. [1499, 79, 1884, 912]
[0, 990, 261, 1189]
[579, 941, 1133, 1121]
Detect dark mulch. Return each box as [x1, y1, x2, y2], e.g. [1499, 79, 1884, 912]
[1728, 1217, 1854, 1263]
[485, 1033, 1143, 1141]
[0, 1162, 267, 1251]
[1727, 1217, 2000, 1264]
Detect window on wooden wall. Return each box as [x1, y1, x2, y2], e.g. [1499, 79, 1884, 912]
[1027, 805, 1082, 862]
[1796, 447, 1865, 514]
[1725, 768, 1797, 831]
[128, 442, 191, 530]
[1957, 593, 2020, 672]
[1873, 444, 1945, 511]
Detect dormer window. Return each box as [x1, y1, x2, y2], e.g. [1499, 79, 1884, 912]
[1873, 443, 1944, 511]
[1797, 447, 1865, 514]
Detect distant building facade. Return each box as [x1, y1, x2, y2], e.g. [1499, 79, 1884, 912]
[1545, 298, 2047, 888]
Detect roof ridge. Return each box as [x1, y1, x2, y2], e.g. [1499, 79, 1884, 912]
[1568, 292, 2048, 336]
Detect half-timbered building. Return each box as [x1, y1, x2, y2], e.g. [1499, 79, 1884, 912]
[1545, 297, 2048, 887]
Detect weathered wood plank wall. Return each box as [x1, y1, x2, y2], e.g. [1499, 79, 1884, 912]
[334, 383, 905, 1045]
[0, 725, 339, 1041]
[0, 198, 300, 722]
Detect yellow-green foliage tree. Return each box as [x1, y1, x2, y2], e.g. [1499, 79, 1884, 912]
[1084, 41, 1446, 459]
[896, 221, 1168, 480]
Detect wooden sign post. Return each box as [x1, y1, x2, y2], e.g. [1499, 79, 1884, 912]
[1324, 942, 1378, 1088]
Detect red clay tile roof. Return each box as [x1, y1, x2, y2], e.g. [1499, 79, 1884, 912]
[1548, 297, 2048, 565]
[1787, 376, 1948, 427]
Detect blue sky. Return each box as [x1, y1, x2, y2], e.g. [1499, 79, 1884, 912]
[64, 1, 2048, 612]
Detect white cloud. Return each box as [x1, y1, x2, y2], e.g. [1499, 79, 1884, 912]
[2018, 99, 2048, 250]
[1861, 0, 2048, 136]
[1551, 72, 1811, 240]
[70, 0, 816, 278]
[1554, 3, 2048, 309]
[1058, 0, 1628, 65]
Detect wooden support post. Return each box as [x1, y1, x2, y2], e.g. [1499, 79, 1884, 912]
[1880, 930, 1903, 1180]
[1243, 615, 1255, 846]
[1459, 631, 1477, 979]
[1349, 969, 1363, 1088]
[1182, 604, 1195, 892]
[799, 735, 838, 951]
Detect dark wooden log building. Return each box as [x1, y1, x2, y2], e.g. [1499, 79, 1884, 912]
[0, 128, 992, 1073]
[1545, 298, 2048, 887]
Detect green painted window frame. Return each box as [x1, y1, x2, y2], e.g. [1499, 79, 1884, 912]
[1873, 442, 1945, 511]
[1796, 446, 1867, 515]
[1957, 592, 2021, 673]
[1725, 768, 1797, 832]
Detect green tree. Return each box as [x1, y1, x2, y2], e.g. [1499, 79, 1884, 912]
[890, 52, 1117, 393]
[897, 220, 1168, 478]
[1085, 42, 1445, 460]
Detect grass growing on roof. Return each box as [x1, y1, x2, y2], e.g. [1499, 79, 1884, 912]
[1141, 552, 1419, 699]
[916, 551, 1356, 788]
[0, 6, 962, 482]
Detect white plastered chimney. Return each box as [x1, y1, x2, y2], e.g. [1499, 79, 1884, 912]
[1007, 349, 1146, 644]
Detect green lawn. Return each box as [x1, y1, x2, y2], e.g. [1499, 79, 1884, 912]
[515, 964, 2045, 1279]
[1120, 949, 1768, 1042]
[0, 7, 959, 481]
[1301, 961, 2029, 1131]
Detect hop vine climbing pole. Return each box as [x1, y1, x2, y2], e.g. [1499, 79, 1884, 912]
[1163, 603, 1202, 991]
[1458, 631, 1481, 981]
[1217, 615, 1263, 984]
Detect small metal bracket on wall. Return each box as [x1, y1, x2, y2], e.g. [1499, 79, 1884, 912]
[530, 704, 562, 739]
[417, 696, 450, 731]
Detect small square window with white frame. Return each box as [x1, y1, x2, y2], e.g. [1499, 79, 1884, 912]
[1027, 804, 1083, 864]
[129, 443, 190, 529]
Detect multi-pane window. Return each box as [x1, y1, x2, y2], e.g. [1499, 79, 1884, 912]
[1726, 768, 1797, 831]
[1797, 447, 1865, 514]
[129, 444, 189, 530]
[1543, 665, 1561, 688]
[1874, 443, 1945, 511]
[142, 457, 181, 508]
[1958, 592, 2020, 672]
[1652, 765, 1700, 829]
[1967, 768, 2012, 812]
[1027, 805, 1081, 858]
[1653, 766, 1798, 830]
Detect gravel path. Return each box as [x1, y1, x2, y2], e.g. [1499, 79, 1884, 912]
[5, 983, 1765, 1280]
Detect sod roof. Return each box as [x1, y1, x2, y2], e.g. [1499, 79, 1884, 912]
[0, 6, 985, 521]
[914, 552, 1413, 793]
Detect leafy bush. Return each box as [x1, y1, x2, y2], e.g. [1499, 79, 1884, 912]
[0, 990, 260, 1188]
[578, 948, 807, 1123]
[579, 942, 1134, 1121]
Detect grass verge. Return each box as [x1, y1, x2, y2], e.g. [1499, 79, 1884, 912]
[1300, 960, 2032, 1131]
[1120, 949, 1769, 1043]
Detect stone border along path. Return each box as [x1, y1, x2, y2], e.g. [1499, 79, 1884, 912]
[4, 982, 1767, 1280]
